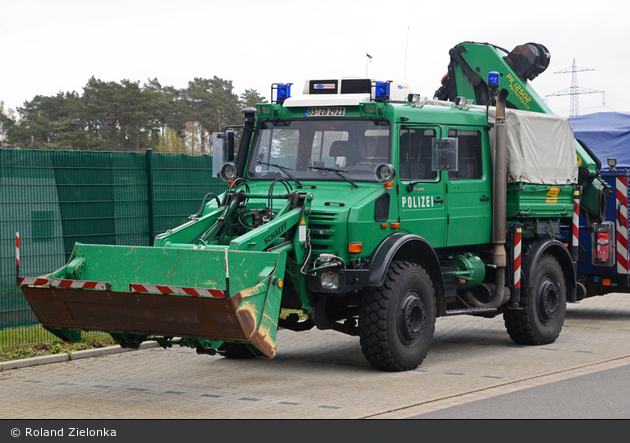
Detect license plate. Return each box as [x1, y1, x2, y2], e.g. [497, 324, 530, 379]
[305, 107, 346, 117]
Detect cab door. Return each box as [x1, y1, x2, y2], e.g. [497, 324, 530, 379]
[444, 128, 492, 247]
[398, 126, 447, 248]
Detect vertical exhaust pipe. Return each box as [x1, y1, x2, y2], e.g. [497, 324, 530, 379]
[492, 89, 509, 308]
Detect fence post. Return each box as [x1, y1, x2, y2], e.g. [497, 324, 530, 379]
[146, 148, 156, 245]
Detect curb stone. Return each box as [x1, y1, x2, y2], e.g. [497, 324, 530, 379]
[0, 341, 160, 371]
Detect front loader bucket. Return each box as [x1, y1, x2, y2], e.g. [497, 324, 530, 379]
[20, 243, 287, 358]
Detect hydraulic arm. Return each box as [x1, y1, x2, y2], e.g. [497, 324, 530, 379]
[435, 41, 611, 222]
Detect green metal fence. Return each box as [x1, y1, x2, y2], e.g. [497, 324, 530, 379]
[0, 148, 227, 349]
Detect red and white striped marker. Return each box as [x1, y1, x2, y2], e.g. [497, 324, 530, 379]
[572, 189, 580, 262]
[19, 277, 111, 291]
[16, 232, 20, 286]
[129, 284, 225, 298]
[513, 227, 522, 290]
[617, 177, 628, 274]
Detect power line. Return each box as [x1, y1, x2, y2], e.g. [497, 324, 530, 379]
[545, 59, 605, 117]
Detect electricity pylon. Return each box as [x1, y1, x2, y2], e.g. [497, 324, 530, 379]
[545, 59, 605, 117]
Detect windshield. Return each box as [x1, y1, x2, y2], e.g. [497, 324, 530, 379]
[246, 119, 391, 183]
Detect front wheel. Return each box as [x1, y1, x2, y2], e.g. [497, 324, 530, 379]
[504, 253, 566, 345]
[359, 261, 436, 371]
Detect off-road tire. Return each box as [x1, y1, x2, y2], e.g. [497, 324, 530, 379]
[504, 253, 566, 345]
[359, 261, 436, 371]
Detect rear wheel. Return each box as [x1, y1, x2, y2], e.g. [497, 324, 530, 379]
[359, 261, 436, 371]
[504, 253, 566, 345]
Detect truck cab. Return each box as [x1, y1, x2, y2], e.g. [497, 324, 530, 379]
[230, 80, 494, 299]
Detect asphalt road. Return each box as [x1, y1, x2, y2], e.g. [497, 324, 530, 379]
[2, 292, 630, 420]
[408, 361, 630, 419]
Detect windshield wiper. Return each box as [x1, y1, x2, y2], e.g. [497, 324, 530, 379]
[308, 166, 358, 188]
[257, 161, 314, 188]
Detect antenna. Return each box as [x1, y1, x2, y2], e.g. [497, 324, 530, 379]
[366, 53, 373, 78]
[545, 59, 605, 117]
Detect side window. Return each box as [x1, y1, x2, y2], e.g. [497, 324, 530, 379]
[448, 130, 483, 180]
[399, 128, 437, 181]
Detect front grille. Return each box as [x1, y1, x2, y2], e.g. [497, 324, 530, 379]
[308, 211, 339, 252]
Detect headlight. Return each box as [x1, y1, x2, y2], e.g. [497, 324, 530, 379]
[320, 271, 340, 290]
[375, 163, 396, 183]
[219, 162, 238, 182]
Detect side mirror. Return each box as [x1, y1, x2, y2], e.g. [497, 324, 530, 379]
[212, 131, 235, 177]
[431, 138, 458, 172]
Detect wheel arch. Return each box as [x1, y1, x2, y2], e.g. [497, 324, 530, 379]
[522, 238, 576, 298]
[367, 233, 446, 314]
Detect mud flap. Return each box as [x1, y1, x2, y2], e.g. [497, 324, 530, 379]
[20, 244, 287, 359]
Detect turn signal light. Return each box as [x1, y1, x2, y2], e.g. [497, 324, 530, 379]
[348, 242, 363, 253]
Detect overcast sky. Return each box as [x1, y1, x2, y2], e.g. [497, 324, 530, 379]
[2, 0, 628, 118]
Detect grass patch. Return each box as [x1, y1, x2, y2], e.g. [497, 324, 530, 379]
[0, 334, 116, 363]
[0, 324, 108, 348]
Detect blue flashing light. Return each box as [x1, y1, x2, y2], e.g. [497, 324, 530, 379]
[487, 71, 500, 89]
[272, 83, 291, 104]
[373, 81, 390, 102]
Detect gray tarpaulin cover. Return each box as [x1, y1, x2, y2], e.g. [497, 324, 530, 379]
[424, 100, 578, 184]
[496, 109, 578, 185]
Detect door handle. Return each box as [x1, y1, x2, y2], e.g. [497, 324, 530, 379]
[434, 198, 444, 204]
[480, 196, 489, 202]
